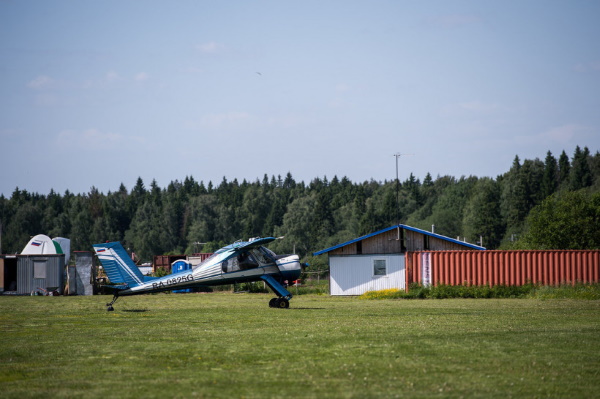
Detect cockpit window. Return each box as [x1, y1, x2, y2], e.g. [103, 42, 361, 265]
[237, 252, 258, 270]
[261, 247, 276, 258]
[250, 248, 271, 265]
[195, 245, 276, 273]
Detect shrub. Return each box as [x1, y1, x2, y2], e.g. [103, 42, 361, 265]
[153, 267, 170, 277]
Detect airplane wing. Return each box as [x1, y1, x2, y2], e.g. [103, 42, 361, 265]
[228, 237, 277, 252]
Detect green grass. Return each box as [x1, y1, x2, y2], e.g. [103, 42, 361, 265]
[361, 283, 600, 300]
[529, 284, 600, 300]
[1, 293, 599, 398]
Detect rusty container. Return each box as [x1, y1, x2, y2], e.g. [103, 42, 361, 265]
[406, 250, 600, 288]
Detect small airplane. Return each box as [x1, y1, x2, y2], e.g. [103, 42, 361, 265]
[93, 237, 303, 311]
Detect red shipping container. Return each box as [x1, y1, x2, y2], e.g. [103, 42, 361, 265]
[407, 250, 600, 288]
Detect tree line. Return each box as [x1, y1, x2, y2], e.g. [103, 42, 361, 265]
[1, 146, 599, 262]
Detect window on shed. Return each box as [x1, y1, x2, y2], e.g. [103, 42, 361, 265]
[33, 261, 47, 279]
[373, 259, 387, 276]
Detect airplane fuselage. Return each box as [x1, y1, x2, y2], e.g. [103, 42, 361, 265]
[119, 254, 301, 296]
[94, 237, 302, 309]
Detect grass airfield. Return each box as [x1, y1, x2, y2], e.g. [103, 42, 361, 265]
[1, 293, 599, 398]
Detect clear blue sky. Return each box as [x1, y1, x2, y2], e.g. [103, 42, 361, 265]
[1, 0, 599, 196]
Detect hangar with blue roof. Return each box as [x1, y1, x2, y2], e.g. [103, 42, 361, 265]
[313, 224, 484, 295]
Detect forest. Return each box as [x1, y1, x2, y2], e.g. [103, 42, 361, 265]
[1, 146, 599, 266]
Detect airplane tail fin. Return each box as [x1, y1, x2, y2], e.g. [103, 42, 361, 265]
[93, 242, 146, 288]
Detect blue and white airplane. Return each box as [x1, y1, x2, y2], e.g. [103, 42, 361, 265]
[93, 237, 303, 311]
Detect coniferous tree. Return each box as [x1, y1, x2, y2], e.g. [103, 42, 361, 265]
[161, 196, 185, 252]
[127, 177, 147, 222]
[521, 158, 545, 208]
[359, 200, 381, 236]
[558, 150, 571, 187]
[70, 196, 93, 251]
[570, 146, 592, 191]
[240, 185, 270, 238]
[283, 172, 296, 189]
[405, 173, 423, 207]
[419, 177, 476, 239]
[312, 189, 335, 241]
[423, 173, 433, 187]
[501, 156, 529, 236]
[541, 151, 558, 198]
[462, 178, 503, 248]
[265, 190, 288, 234]
[102, 191, 127, 242]
[382, 188, 398, 226]
[185, 195, 218, 247]
[183, 176, 201, 197]
[125, 200, 164, 260]
[42, 189, 64, 238]
[111, 184, 130, 239]
[353, 185, 367, 231]
[150, 179, 162, 206]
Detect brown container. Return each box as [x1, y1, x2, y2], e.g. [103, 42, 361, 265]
[406, 250, 600, 288]
[152, 254, 186, 274]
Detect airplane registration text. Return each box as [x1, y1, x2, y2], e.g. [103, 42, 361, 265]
[152, 274, 194, 289]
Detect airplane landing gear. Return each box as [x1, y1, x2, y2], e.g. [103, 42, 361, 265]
[261, 275, 292, 309]
[269, 297, 289, 309]
[106, 294, 119, 311]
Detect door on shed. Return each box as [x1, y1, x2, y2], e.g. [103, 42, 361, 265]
[33, 259, 48, 291]
[329, 254, 405, 295]
[2, 257, 18, 291]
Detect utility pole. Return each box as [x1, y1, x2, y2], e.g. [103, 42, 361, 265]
[393, 154, 401, 226]
[392, 153, 414, 226]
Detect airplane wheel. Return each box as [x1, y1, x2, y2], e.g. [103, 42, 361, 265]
[269, 298, 278, 308]
[107, 306, 114, 312]
[277, 298, 290, 309]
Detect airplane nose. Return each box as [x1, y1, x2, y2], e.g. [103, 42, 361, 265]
[276, 255, 303, 280]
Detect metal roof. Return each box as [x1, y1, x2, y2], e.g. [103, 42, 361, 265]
[313, 224, 485, 256]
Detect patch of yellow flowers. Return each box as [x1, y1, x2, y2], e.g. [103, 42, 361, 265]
[359, 288, 403, 300]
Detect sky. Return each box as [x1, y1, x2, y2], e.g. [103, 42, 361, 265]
[1, 0, 599, 196]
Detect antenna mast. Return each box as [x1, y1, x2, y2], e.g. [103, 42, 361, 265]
[392, 153, 414, 226]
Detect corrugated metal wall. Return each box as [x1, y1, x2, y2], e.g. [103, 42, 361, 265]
[330, 254, 405, 295]
[406, 250, 600, 287]
[17, 255, 65, 294]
